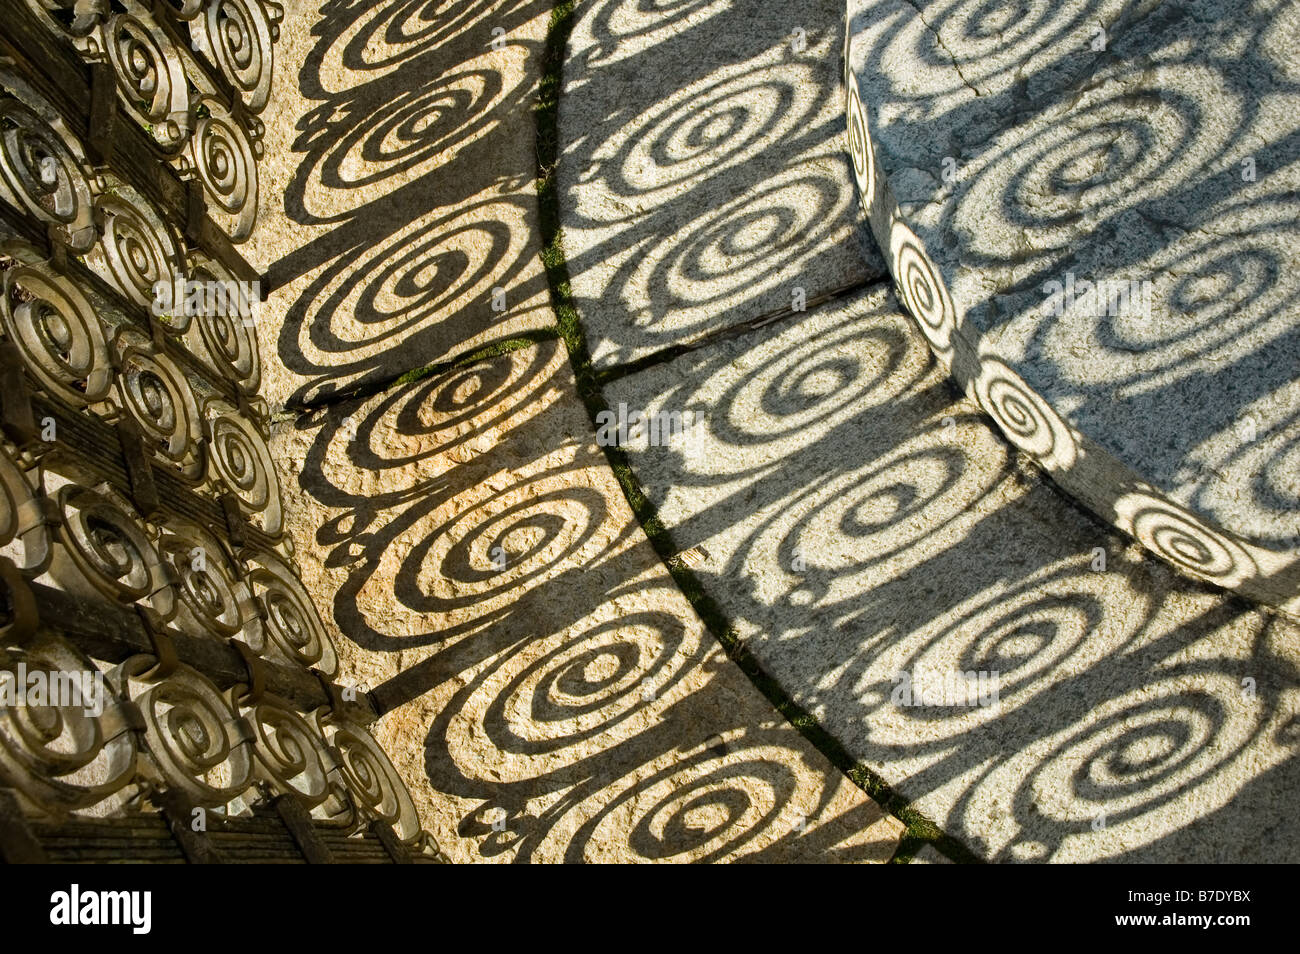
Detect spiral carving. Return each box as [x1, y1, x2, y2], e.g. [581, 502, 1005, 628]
[203, 400, 281, 534]
[113, 329, 204, 479]
[323, 715, 420, 843]
[87, 190, 182, 309]
[0, 94, 95, 248]
[0, 634, 136, 816]
[157, 521, 253, 641]
[246, 696, 341, 808]
[187, 98, 258, 241]
[192, 0, 275, 113]
[127, 660, 254, 807]
[187, 256, 261, 393]
[1, 259, 113, 408]
[100, 13, 191, 149]
[243, 551, 337, 677]
[45, 476, 174, 618]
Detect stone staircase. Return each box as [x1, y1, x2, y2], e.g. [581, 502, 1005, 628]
[237, 0, 1298, 862]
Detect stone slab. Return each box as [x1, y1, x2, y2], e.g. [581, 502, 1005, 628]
[558, 0, 885, 369]
[608, 285, 1300, 862]
[269, 339, 903, 862]
[241, 0, 557, 409]
[847, 0, 1300, 550]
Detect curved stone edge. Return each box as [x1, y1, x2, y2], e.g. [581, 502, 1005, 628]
[522, 2, 949, 861]
[842, 14, 1300, 623]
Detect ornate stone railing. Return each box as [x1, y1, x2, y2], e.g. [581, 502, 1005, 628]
[0, 0, 441, 862]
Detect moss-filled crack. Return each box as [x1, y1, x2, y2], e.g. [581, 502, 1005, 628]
[535, 0, 976, 865]
[288, 329, 562, 413]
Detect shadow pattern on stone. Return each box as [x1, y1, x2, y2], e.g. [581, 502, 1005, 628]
[843, 0, 1300, 618]
[608, 287, 1300, 862]
[275, 340, 903, 862]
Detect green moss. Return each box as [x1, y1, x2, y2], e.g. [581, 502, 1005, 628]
[532, 0, 975, 864]
[392, 329, 562, 387]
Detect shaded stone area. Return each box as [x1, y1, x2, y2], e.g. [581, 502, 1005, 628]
[558, 0, 886, 368]
[270, 341, 903, 862]
[609, 287, 1300, 862]
[244, 0, 557, 409]
[848, 0, 1300, 549]
[229, 0, 905, 863]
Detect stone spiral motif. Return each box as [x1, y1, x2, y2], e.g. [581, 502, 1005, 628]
[99, 12, 192, 149]
[636, 165, 854, 320]
[0, 635, 138, 816]
[704, 312, 925, 469]
[322, 715, 421, 843]
[0, 92, 96, 249]
[86, 190, 183, 309]
[191, 0, 277, 113]
[1, 258, 113, 408]
[597, 62, 822, 209]
[842, 13, 1297, 620]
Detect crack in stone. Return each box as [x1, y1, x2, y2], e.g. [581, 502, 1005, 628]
[899, 0, 981, 97]
[596, 275, 893, 385]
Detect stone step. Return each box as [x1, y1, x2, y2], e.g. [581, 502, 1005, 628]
[845, 0, 1300, 618]
[559, 0, 885, 369]
[607, 285, 1300, 861]
[269, 340, 903, 862]
[242, 1, 556, 410]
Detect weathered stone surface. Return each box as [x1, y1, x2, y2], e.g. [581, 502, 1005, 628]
[558, 0, 885, 368]
[270, 340, 903, 862]
[609, 286, 1300, 862]
[241, 0, 557, 410]
[847, 0, 1300, 551]
[909, 845, 952, 864]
